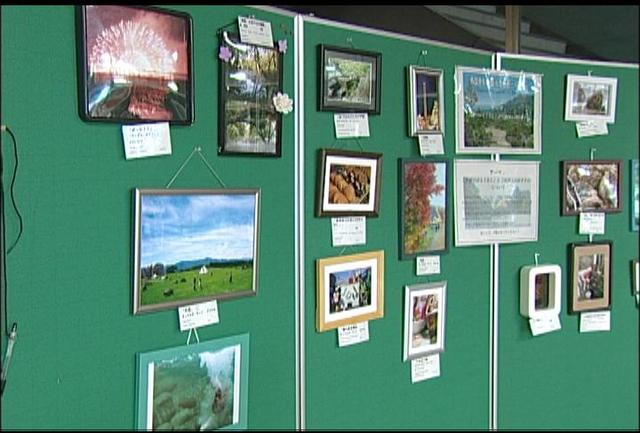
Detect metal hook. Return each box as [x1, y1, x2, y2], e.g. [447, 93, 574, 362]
[587, 70, 592, 76]
[534, 253, 540, 266]
[346, 37, 354, 48]
[590, 148, 596, 161]
[588, 233, 593, 243]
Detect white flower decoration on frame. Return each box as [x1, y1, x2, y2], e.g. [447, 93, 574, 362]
[273, 92, 293, 114]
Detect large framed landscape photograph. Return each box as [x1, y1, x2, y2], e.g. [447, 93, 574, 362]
[565, 74, 617, 123]
[455, 67, 541, 154]
[569, 242, 612, 314]
[133, 189, 260, 314]
[403, 281, 447, 361]
[136, 334, 249, 430]
[562, 160, 622, 215]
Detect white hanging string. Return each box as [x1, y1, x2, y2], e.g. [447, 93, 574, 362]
[165, 146, 227, 189]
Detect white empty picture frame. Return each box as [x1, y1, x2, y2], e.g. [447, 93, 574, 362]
[520, 264, 562, 319]
[565, 74, 617, 123]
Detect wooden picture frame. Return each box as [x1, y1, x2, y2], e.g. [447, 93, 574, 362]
[569, 241, 612, 314]
[562, 160, 622, 215]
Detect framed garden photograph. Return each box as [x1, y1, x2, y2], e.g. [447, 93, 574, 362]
[570, 242, 612, 314]
[403, 281, 446, 361]
[562, 160, 622, 215]
[407, 66, 444, 136]
[316, 149, 383, 217]
[136, 333, 249, 430]
[455, 66, 542, 154]
[133, 189, 260, 314]
[565, 74, 617, 123]
[76, 5, 194, 124]
[319, 45, 381, 114]
[316, 250, 384, 332]
[399, 158, 447, 258]
[218, 32, 283, 157]
[631, 159, 639, 231]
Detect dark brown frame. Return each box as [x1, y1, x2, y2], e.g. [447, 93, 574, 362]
[569, 241, 612, 314]
[562, 160, 622, 215]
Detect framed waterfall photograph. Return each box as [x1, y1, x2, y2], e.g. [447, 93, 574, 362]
[565, 74, 617, 123]
[407, 65, 444, 136]
[403, 281, 447, 361]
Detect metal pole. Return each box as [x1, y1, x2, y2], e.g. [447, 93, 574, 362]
[505, 5, 521, 54]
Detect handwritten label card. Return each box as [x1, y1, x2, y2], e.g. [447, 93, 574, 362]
[334, 113, 370, 138]
[122, 122, 172, 160]
[417, 256, 440, 275]
[411, 354, 441, 383]
[238, 16, 273, 47]
[418, 134, 444, 155]
[529, 316, 561, 336]
[580, 311, 611, 333]
[331, 217, 366, 246]
[178, 300, 220, 331]
[337, 322, 369, 347]
[576, 120, 608, 138]
[579, 212, 605, 235]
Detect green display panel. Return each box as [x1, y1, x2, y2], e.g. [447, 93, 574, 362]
[303, 20, 494, 429]
[497, 55, 639, 430]
[0, 6, 295, 429]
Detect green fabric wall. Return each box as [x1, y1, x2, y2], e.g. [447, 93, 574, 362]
[1, 5, 296, 429]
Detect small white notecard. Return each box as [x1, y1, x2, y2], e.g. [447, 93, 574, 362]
[334, 113, 370, 138]
[238, 16, 273, 47]
[338, 322, 369, 347]
[411, 354, 440, 383]
[579, 212, 605, 235]
[529, 316, 561, 336]
[122, 122, 172, 160]
[418, 134, 444, 155]
[580, 311, 610, 333]
[576, 120, 608, 138]
[178, 300, 220, 331]
[416, 255, 440, 275]
[331, 217, 366, 246]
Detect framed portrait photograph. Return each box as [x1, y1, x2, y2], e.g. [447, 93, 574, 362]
[407, 66, 444, 136]
[133, 189, 260, 314]
[565, 74, 617, 123]
[403, 281, 446, 361]
[632, 159, 639, 231]
[455, 66, 542, 155]
[454, 160, 539, 246]
[316, 149, 383, 217]
[570, 242, 612, 314]
[319, 45, 381, 114]
[399, 159, 447, 259]
[316, 250, 384, 332]
[219, 32, 283, 157]
[136, 333, 249, 430]
[76, 5, 194, 124]
[562, 160, 622, 215]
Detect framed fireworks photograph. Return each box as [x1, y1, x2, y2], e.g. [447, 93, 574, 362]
[136, 334, 249, 430]
[565, 74, 617, 123]
[403, 281, 446, 361]
[316, 149, 383, 217]
[133, 189, 260, 314]
[316, 250, 384, 332]
[407, 66, 444, 136]
[76, 5, 194, 124]
[569, 242, 612, 314]
[562, 160, 622, 215]
[399, 158, 447, 259]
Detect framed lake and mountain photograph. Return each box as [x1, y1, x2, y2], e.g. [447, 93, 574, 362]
[133, 189, 260, 314]
[399, 159, 448, 258]
[403, 281, 446, 361]
[219, 32, 282, 156]
[562, 160, 622, 215]
[316, 250, 384, 332]
[569, 242, 612, 314]
[455, 66, 542, 154]
[319, 45, 381, 114]
[565, 74, 617, 123]
[76, 5, 194, 124]
[407, 66, 444, 136]
[136, 333, 249, 430]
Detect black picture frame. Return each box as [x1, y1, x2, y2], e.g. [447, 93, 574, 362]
[218, 32, 283, 157]
[562, 160, 622, 215]
[75, 5, 194, 125]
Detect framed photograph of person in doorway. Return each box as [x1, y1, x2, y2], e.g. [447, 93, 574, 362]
[569, 241, 612, 314]
[403, 281, 447, 361]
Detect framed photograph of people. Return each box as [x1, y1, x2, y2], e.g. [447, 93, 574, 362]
[565, 74, 617, 123]
[136, 333, 249, 430]
[454, 160, 539, 246]
[455, 66, 542, 154]
[133, 189, 260, 314]
[632, 159, 639, 231]
[399, 159, 448, 258]
[316, 149, 383, 217]
[76, 5, 194, 124]
[407, 66, 444, 136]
[403, 281, 446, 361]
[218, 32, 283, 157]
[569, 242, 612, 314]
[316, 250, 384, 332]
[319, 45, 381, 114]
[562, 160, 622, 215]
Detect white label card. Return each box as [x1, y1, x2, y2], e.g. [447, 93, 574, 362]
[331, 217, 366, 246]
[418, 134, 444, 155]
[411, 354, 440, 383]
[580, 311, 611, 333]
[529, 316, 561, 336]
[122, 122, 172, 160]
[416, 256, 440, 275]
[237, 16, 273, 47]
[338, 322, 369, 347]
[178, 300, 220, 331]
[576, 120, 608, 138]
[334, 113, 370, 138]
[579, 212, 605, 235]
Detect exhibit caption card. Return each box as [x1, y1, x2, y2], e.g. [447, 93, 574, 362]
[416, 256, 441, 275]
[579, 212, 605, 235]
[178, 300, 220, 331]
[579, 311, 610, 333]
[418, 134, 444, 155]
[332, 217, 366, 246]
[338, 322, 369, 347]
[122, 122, 172, 160]
[411, 354, 440, 383]
[576, 120, 608, 138]
[237, 16, 273, 47]
[334, 113, 370, 138]
[529, 316, 561, 336]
